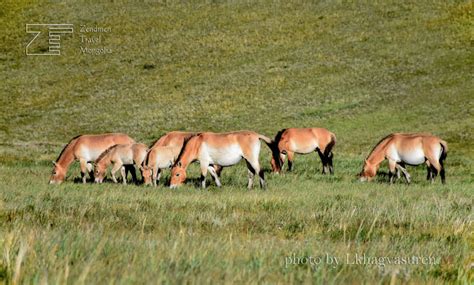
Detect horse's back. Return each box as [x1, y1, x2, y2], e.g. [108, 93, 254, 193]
[77, 133, 132, 162]
[152, 131, 196, 148]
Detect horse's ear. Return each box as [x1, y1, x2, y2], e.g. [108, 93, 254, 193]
[52, 161, 57, 166]
[177, 161, 182, 167]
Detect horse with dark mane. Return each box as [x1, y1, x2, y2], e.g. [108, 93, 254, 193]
[359, 133, 448, 184]
[170, 131, 274, 189]
[270, 128, 336, 175]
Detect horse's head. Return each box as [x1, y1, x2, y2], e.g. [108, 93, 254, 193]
[170, 161, 186, 188]
[94, 163, 106, 183]
[359, 159, 376, 182]
[49, 161, 66, 184]
[270, 155, 283, 173]
[140, 165, 153, 185]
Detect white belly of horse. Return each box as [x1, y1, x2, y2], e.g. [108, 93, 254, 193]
[399, 149, 426, 165]
[121, 156, 134, 165]
[80, 147, 104, 162]
[206, 144, 243, 166]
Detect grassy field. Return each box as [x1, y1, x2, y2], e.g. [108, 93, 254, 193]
[0, 0, 473, 283]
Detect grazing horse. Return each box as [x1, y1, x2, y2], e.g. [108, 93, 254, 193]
[49, 133, 135, 184]
[270, 128, 336, 174]
[145, 131, 223, 186]
[170, 131, 274, 189]
[141, 146, 180, 186]
[94, 143, 148, 184]
[359, 133, 448, 184]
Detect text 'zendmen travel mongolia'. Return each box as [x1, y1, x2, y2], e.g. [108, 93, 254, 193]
[79, 25, 113, 55]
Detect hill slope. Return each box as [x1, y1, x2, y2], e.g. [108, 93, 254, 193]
[0, 1, 472, 284]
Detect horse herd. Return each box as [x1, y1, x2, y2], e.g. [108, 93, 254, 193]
[49, 128, 448, 188]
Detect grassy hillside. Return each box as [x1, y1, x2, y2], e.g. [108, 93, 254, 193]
[0, 0, 472, 284]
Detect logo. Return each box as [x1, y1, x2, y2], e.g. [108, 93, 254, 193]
[26, 24, 74, 56]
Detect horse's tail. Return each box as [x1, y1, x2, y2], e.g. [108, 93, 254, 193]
[258, 134, 282, 171]
[323, 132, 337, 158]
[257, 134, 273, 146]
[439, 139, 448, 161]
[258, 134, 278, 152]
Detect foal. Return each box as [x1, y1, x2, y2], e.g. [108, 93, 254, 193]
[141, 146, 180, 186]
[94, 143, 148, 184]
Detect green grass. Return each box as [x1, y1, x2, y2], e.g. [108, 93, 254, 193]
[0, 0, 473, 283]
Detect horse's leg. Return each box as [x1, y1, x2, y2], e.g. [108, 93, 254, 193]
[396, 163, 411, 184]
[388, 160, 397, 184]
[86, 162, 94, 181]
[258, 167, 266, 189]
[327, 151, 334, 175]
[245, 160, 256, 189]
[426, 154, 442, 183]
[396, 163, 401, 181]
[208, 165, 222, 187]
[317, 149, 327, 174]
[110, 162, 122, 183]
[120, 166, 127, 185]
[425, 160, 432, 181]
[430, 165, 437, 183]
[79, 158, 88, 184]
[154, 168, 161, 186]
[200, 162, 209, 189]
[136, 164, 144, 184]
[125, 165, 137, 184]
[287, 151, 295, 172]
[214, 165, 223, 177]
[247, 159, 265, 189]
[439, 159, 446, 184]
[396, 162, 406, 182]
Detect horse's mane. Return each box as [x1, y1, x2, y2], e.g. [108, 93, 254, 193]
[274, 128, 287, 144]
[174, 134, 200, 166]
[95, 144, 118, 164]
[366, 133, 395, 159]
[55, 135, 82, 162]
[144, 148, 152, 166]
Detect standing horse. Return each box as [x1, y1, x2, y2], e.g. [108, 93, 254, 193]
[170, 131, 273, 189]
[94, 143, 148, 184]
[49, 133, 135, 184]
[270, 128, 336, 174]
[359, 133, 448, 184]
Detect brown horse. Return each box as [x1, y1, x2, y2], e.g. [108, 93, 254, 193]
[141, 146, 180, 186]
[94, 143, 148, 184]
[49, 133, 135, 184]
[144, 131, 223, 186]
[359, 133, 448, 184]
[170, 131, 273, 189]
[270, 128, 336, 174]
